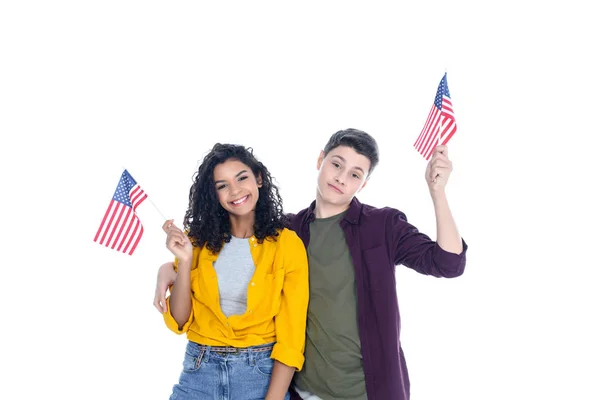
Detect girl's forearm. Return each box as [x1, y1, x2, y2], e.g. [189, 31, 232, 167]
[169, 261, 192, 329]
[265, 360, 295, 400]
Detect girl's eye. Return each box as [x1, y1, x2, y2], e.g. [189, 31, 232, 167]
[333, 162, 340, 168]
[217, 184, 226, 190]
[238, 176, 248, 181]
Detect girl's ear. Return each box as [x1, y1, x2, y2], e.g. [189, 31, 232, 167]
[257, 173, 263, 188]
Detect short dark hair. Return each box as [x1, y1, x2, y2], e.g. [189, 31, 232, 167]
[323, 128, 379, 174]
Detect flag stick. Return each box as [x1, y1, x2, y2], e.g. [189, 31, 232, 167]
[437, 69, 446, 148]
[437, 117, 442, 148]
[147, 197, 167, 221]
[122, 166, 168, 221]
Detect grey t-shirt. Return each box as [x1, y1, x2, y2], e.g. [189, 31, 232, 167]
[213, 237, 255, 317]
[294, 211, 367, 400]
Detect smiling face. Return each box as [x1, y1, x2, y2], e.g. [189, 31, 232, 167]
[316, 145, 371, 210]
[213, 158, 262, 219]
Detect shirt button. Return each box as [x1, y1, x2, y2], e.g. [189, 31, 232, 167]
[251, 237, 255, 241]
[226, 322, 229, 326]
[251, 282, 255, 286]
[249, 309, 253, 314]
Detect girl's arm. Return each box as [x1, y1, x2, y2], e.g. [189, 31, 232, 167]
[168, 258, 192, 329]
[268, 230, 310, 398]
[266, 361, 295, 400]
[163, 220, 194, 329]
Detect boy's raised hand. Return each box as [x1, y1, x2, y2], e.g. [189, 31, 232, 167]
[425, 145, 453, 193]
[153, 261, 176, 313]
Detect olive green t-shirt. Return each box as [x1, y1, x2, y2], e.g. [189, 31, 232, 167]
[294, 211, 366, 400]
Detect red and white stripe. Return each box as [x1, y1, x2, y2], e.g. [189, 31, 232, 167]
[414, 96, 457, 160]
[94, 185, 147, 255]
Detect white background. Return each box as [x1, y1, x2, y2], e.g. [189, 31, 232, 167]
[1, 1, 598, 399]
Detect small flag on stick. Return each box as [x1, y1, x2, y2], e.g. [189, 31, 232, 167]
[94, 169, 148, 255]
[413, 73, 457, 160]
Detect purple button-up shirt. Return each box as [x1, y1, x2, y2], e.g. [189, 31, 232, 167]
[289, 197, 467, 400]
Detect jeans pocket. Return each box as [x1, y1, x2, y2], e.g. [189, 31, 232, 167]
[254, 357, 274, 376]
[182, 348, 204, 372]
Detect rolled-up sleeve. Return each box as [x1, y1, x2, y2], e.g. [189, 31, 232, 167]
[389, 210, 468, 278]
[163, 295, 194, 334]
[271, 230, 309, 371]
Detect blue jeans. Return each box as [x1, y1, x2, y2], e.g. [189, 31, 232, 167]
[170, 341, 290, 400]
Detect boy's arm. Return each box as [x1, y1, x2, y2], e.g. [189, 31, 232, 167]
[427, 145, 463, 254]
[154, 262, 177, 313]
[430, 190, 463, 253]
[390, 145, 467, 277]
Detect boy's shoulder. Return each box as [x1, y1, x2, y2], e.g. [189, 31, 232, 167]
[285, 207, 309, 233]
[343, 198, 407, 227]
[287, 198, 409, 227]
[359, 202, 407, 222]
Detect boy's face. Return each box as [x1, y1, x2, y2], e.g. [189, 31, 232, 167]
[316, 145, 370, 207]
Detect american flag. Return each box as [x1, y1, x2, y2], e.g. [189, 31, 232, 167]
[414, 73, 457, 160]
[94, 169, 148, 255]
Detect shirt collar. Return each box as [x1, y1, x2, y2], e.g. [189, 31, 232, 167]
[305, 197, 362, 225]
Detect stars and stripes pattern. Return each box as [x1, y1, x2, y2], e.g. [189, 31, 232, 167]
[94, 169, 148, 255]
[414, 73, 457, 160]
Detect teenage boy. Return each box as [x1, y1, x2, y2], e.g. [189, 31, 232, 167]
[154, 129, 467, 400]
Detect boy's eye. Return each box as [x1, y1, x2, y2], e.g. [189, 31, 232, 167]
[352, 173, 361, 179]
[333, 162, 340, 168]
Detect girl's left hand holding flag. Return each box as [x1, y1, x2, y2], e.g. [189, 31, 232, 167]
[153, 220, 188, 314]
[163, 219, 194, 328]
[162, 219, 193, 263]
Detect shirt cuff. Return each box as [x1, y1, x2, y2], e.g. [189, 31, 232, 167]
[163, 296, 193, 334]
[270, 342, 305, 371]
[433, 238, 468, 277]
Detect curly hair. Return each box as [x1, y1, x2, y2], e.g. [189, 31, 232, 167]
[183, 143, 288, 254]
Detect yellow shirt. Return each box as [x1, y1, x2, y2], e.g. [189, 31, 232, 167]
[163, 228, 309, 371]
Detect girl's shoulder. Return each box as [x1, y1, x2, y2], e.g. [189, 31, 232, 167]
[276, 227, 304, 246]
